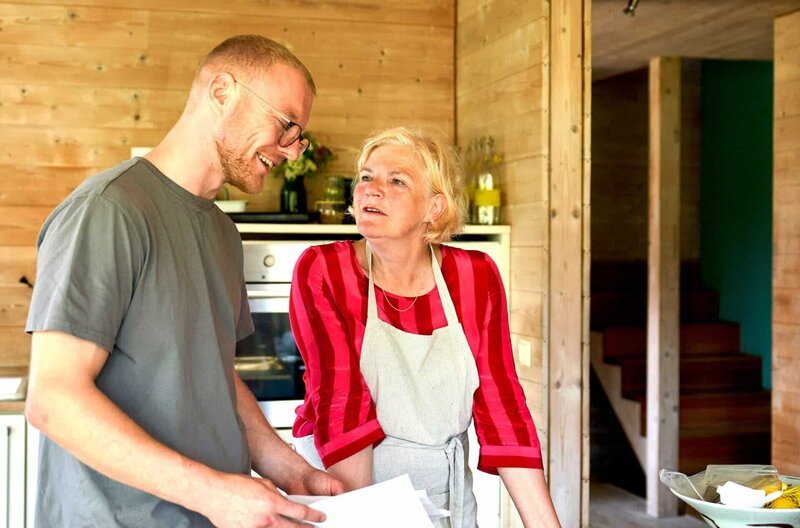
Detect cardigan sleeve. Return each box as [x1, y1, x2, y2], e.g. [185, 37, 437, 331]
[469, 253, 543, 475]
[289, 246, 384, 467]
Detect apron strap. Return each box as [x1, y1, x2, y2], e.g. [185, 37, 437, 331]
[429, 244, 460, 327]
[365, 241, 379, 318]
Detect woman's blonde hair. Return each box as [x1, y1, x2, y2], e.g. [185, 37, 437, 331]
[354, 127, 467, 244]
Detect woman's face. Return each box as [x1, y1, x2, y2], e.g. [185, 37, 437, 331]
[352, 144, 441, 243]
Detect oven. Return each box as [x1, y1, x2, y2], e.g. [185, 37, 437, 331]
[236, 240, 334, 429]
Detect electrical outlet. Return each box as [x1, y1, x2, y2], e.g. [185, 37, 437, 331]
[518, 339, 532, 368]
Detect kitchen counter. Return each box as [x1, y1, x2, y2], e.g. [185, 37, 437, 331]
[0, 365, 28, 413]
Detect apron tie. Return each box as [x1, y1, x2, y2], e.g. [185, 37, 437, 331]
[381, 432, 469, 528]
[444, 433, 466, 528]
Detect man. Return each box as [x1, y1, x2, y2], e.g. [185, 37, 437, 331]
[24, 35, 342, 527]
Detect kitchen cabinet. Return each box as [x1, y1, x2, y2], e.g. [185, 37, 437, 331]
[0, 414, 26, 528]
[26, 425, 39, 528]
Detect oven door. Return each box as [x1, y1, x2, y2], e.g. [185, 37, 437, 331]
[235, 282, 304, 428]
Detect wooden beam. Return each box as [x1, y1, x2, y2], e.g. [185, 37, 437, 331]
[772, 9, 800, 478]
[548, 0, 590, 526]
[646, 56, 681, 518]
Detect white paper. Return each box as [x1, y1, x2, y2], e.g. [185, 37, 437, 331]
[416, 489, 451, 521]
[717, 481, 783, 508]
[286, 474, 443, 527]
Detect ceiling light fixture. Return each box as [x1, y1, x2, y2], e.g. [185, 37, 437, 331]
[623, 0, 641, 16]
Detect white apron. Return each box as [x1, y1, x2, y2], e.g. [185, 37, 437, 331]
[295, 242, 481, 527]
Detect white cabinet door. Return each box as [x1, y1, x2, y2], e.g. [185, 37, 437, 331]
[0, 414, 26, 528]
[25, 426, 39, 528]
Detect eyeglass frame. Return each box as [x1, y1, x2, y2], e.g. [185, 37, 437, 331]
[231, 75, 310, 154]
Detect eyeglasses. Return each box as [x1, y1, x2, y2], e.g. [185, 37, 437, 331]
[232, 76, 310, 154]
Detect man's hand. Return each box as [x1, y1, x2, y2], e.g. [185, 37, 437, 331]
[285, 466, 346, 497]
[202, 473, 327, 528]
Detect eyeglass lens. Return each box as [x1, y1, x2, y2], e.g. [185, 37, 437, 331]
[280, 125, 310, 152]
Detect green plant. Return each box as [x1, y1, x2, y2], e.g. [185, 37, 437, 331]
[272, 132, 335, 181]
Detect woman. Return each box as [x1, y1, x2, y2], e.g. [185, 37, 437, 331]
[289, 127, 561, 528]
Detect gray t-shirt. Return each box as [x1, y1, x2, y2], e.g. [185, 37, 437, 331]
[26, 158, 255, 527]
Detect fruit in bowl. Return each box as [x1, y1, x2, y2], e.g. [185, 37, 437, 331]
[671, 475, 800, 528]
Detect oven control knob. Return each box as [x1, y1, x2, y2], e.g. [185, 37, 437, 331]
[263, 254, 276, 268]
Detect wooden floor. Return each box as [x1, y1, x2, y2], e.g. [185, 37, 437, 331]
[589, 483, 707, 528]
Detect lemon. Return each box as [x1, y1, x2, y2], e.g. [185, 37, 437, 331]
[769, 497, 798, 509]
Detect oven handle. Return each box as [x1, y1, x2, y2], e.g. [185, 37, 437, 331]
[246, 284, 291, 299]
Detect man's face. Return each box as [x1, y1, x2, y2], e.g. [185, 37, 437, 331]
[216, 63, 314, 194]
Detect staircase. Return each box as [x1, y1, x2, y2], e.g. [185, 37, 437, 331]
[590, 261, 771, 475]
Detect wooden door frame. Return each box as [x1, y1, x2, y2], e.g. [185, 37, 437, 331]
[546, 0, 592, 526]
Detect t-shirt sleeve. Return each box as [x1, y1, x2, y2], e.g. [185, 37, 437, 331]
[289, 246, 384, 468]
[471, 253, 544, 474]
[26, 194, 145, 352]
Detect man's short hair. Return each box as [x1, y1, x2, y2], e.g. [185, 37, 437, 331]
[199, 34, 316, 95]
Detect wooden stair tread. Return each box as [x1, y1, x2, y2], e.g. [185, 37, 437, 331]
[592, 260, 705, 293]
[602, 322, 742, 362]
[591, 290, 720, 330]
[632, 390, 771, 436]
[619, 353, 762, 399]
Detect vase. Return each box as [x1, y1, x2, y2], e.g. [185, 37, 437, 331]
[280, 175, 307, 214]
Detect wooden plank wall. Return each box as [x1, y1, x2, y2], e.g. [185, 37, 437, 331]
[0, 0, 455, 368]
[772, 9, 800, 477]
[591, 62, 701, 263]
[456, 0, 549, 525]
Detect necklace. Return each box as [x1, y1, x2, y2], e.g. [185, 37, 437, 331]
[380, 278, 425, 312]
[374, 251, 430, 313]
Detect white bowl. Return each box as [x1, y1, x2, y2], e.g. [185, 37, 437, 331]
[215, 200, 247, 213]
[671, 476, 800, 528]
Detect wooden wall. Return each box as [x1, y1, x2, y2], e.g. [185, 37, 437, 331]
[0, 0, 455, 368]
[772, 8, 800, 477]
[591, 62, 701, 263]
[456, 0, 549, 524]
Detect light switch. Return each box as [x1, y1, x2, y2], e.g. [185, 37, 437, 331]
[518, 339, 532, 368]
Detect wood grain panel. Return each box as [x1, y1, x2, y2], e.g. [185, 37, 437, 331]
[506, 203, 545, 247]
[509, 246, 544, 293]
[548, 0, 589, 524]
[458, 22, 544, 94]
[0, 327, 30, 368]
[0, 4, 148, 49]
[148, 13, 453, 61]
[646, 56, 681, 517]
[18, 0, 454, 26]
[772, 7, 800, 478]
[457, 0, 543, 58]
[0, 207, 52, 247]
[509, 292, 543, 338]
[457, 67, 543, 125]
[0, 246, 37, 286]
[504, 156, 545, 204]
[0, 84, 187, 130]
[593, 0, 800, 79]
[0, 164, 94, 206]
[0, 286, 33, 326]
